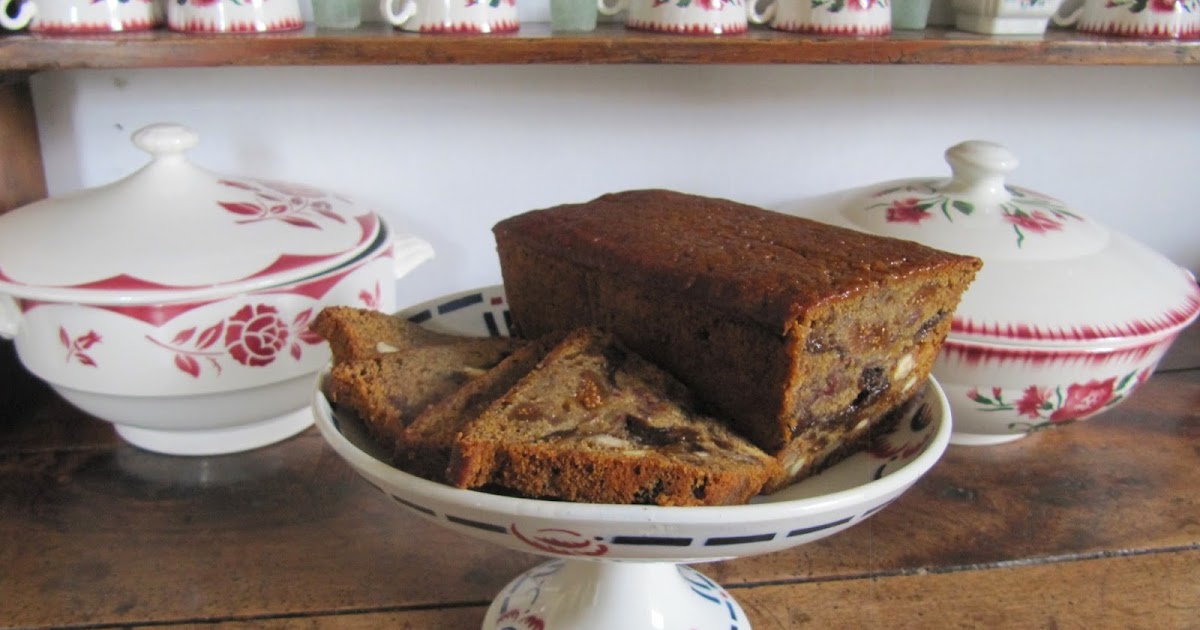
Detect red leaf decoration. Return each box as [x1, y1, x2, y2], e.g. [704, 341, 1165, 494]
[219, 201, 264, 217]
[195, 322, 225, 350]
[290, 343, 302, 361]
[175, 354, 201, 378]
[172, 327, 197, 345]
[315, 207, 347, 224]
[292, 308, 313, 328]
[78, 331, 102, 349]
[218, 179, 256, 191]
[76, 354, 97, 367]
[282, 217, 320, 229]
[59, 327, 70, 348]
[298, 328, 324, 345]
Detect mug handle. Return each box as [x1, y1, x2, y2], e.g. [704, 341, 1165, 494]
[0, 0, 37, 30]
[381, 0, 418, 26]
[1050, 0, 1084, 27]
[597, 0, 629, 17]
[746, 0, 777, 25]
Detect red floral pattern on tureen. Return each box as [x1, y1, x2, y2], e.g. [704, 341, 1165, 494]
[869, 179, 1083, 248]
[966, 367, 1152, 433]
[218, 179, 351, 230]
[146, 304, 325, 378]
[61, 328, 102, 367]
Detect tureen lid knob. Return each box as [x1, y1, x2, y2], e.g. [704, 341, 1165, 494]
[132, 123, 200, 158]
[940, 140, 1018, 202]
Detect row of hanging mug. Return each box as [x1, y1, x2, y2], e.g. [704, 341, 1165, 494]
[4, 0, 1194, 36]
[0, 0, 305, 33]
[377, 0, 892, 34]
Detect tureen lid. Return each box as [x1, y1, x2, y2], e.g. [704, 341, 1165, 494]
[0, 124, 382, 304]
[820, 140, 1200, 347]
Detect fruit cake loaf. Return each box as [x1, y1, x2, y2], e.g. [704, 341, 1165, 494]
[326, 335, 525, 458]
[400, 331, 566, 481]
[311, 306, 468, 363]
[447, 328, 780, 506]
[492, 189, 980, 490]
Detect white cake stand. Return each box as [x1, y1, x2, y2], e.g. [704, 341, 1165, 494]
[311, 286, 953, 630]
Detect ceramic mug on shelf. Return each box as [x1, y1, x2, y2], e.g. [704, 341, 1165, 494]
[599, 0, 749, 34]
[0, 0, 161, 33]
[1052, 0, 1200, 39]
[381, 0, 520, 33]
[747, 0, 891, 34]
[167, 0, 305, 33]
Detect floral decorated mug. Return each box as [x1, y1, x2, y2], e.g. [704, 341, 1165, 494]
[1052, 0, 1200, 38]
[0, 0, 161, 32]
[747, 0, 891, 34]
[599, 0, 749, 34]
[381, 0, 519, 33]
[168, 0, 304, 32]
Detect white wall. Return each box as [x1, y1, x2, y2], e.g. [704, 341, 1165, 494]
[30, 60, 1200, 307]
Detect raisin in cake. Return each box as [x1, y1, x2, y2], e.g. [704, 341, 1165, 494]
[492, 189, 980, 490]
[326, 336, 524, 458]
[447, 328, 779, 506]
[312, 306, 468, 363]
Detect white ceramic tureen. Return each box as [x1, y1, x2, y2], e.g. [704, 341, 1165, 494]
[797, 140, 1200, 445]
[0, 123, 434, 456]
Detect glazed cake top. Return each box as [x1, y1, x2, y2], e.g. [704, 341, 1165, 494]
[493, 189, 982, 333]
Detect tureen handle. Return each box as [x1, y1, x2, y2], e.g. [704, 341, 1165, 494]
[0, 294, 20, 340]
[132, 123, 200, 159]
[937, 140, 1018, 205]
[391, 234, 435, 279]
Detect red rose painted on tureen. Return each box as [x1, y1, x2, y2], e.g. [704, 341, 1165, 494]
[226, 304, 291, 367]
[1048, 378, 1116, 422]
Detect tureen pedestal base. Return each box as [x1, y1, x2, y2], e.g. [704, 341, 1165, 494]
[114, 406, 313, 456]
[482, 559, 751, 630]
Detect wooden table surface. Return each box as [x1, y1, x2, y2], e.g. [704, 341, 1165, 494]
[2, 321, 1198, 630]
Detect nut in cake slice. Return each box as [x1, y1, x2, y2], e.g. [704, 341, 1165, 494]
[447, 328, 780, 506]
[326, 335, 525, 459]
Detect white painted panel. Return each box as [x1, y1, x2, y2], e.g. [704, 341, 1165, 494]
[30, 62, 1200, 306]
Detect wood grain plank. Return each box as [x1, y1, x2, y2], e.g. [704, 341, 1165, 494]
[1, 367, 1195, 628]
[127, 550, 1200, 629]
[734, 549, 1200, 630]
[2, 25, 1199, 70]
[0, 75, 45, 215]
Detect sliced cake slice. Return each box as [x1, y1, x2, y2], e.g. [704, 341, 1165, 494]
[326, 335, 525, 458]
[447, 328, 780, 506]
[311, 306, 468, 363]
[400, 331, 566, 481]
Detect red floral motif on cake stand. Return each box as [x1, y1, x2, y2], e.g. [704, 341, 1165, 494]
[510, 526, 610, 557]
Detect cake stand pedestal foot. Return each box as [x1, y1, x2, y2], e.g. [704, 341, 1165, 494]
[482, 558, 751, 630]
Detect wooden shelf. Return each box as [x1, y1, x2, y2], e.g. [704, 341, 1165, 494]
[1, 323, 1197, 628]
[2, 23, 1199, 71]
